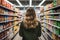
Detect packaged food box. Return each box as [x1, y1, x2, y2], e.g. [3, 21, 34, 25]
[0, 0, 2, 5]
[6, 3, 10, 9]
[57, 21, 60, 27]
[53, 0, 57, 7]
[4, 16, 8, 21]
[54, 16, 59, 19]
[0, 8, 4, 14]
[51, 15, 54, 19]
[3, 24, 7, 29]
[2, 0, 7, 7]
[9, 22, 12, 26]
[57, 0, 60, 5]
[4, 10, 8, 14]
[8, 12, 13, 15]
[49, 20, 54, 24]
[0, 24, 3, 32]
[54, 28, 60, 35]
[0, 33, 3, 39]
[40, 7, 44, 13]
[54, 21, 58, 26]
[0, 16, 5, 22]
[48, 3, 54, 10]
[52, 33, 58, 40]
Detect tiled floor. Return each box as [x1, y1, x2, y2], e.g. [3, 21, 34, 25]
[13, 33, 45, 40]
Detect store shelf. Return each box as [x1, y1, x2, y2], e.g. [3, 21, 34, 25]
[44, 13, 60, 16]
[0, 20, 20, 23]
[0, 5, 17, 13]
[0, 31, 15, 40]
[44, 18, 60, 21]
[0, 14, 18, 17]
[44, 5, 60, 12]
[0, 25, 14, 33]
[46, 26, 60, 37]
[40, 21, 44, 23]
[44, 30, 53, 39]
[1, 35, 8, 40]
[0, 20, 13, 23]
[42, 31, 48, 40]
[43, 22, 60, 37]
[44, 22, 60, 29]
[11, 31, 19, 40]
[0, 22, 19, 33]
[40, 14, 44, 16]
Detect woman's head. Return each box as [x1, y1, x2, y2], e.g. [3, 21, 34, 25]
[24, 8, 38, 28]
[25, 8, 36, 21]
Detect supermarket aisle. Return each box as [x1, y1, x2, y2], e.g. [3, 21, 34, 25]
[13, 33, 45, 40]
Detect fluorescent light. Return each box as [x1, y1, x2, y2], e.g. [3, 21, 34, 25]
[30, 0, 32, 7]
[39, 0, 46, 6]
[16, 0, 23, 6]
[5, 0, 15, 6]
[15, 5, 44, 7]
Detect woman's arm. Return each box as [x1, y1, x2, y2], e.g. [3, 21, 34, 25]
[19, 22, 24, 37]
[38, 22, 41, 37]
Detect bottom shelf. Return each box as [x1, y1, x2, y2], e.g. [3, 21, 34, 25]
[42, 31, 48, 40]
[11, 31, 19, 40]
[43, 27, 60, 40]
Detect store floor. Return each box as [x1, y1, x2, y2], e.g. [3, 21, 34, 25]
[13, 33, 45, 40]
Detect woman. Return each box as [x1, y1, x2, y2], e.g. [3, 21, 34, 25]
[19, 8, 41, 40]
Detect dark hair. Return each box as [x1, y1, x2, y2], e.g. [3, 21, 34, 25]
[23, 8, 38, 28]
[26, 8, 36, 20]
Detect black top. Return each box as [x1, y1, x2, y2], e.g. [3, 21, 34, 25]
[19, 21, 41, 40]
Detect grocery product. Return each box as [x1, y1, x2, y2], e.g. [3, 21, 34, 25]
[57, 0, 60, 5]
[4, 16, 8, 21]
[7, 17, 13, 20]
[54, 28, 60, 35]
[0, 8, 4, 14]
[4, 10, 8, 14]
[0, 24, 3, 32]
[57, 21, 60, 27]
[8, 12, 14, 15]
[52, 33, 57, 40]
[53, 0, 57, 7]
[3, 24, 7, 29]
[0, 16, 5, 22]
[0, 0, 2, 5]
[54, 21, 58, 26]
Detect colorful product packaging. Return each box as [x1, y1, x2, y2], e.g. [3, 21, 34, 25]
[0, 24, 3, 32]
[0, 8, 4, 14]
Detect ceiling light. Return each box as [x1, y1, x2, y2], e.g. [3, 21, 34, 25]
[5, 0, 15, 6]
[14, 5, 44, 7]
[39, 0, 46, 6]
[16, 0, 23, 6]
[30, 0, 32, 7]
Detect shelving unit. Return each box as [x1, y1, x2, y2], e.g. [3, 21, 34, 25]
[42, 31, 48, 40]
[0, 0, 21, 40]
[44, 18, 60, 21]
[44, 5, 60, 12]
[43, 29, 53, 39]
[0, 13, 19, 17]
[40, 0, 60, 40]
[44, 13, 60, 16]
[44, 22, 60, 29]
[0, 5, 17, 13]
[0, 20, 19, 23]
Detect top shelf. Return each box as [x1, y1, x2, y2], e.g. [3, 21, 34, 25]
[44, 5, 60, 12]
[0, 5, 17, 13]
